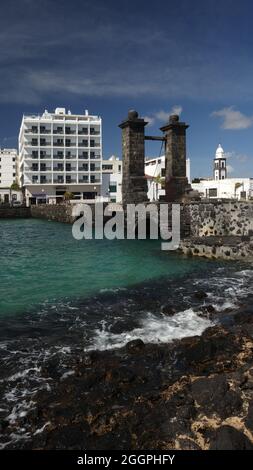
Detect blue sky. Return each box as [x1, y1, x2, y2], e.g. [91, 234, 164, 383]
[0, 0, 253, 178]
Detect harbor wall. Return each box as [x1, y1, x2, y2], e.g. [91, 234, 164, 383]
[0, 206, 31, 218]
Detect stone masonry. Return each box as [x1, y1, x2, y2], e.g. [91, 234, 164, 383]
[160, 114, 191, 202]
[119, 110, 148, 205]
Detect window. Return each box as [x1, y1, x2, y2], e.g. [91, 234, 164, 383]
[209, 188, 218, 197]
[109, 184, 117, 193]
[12, 158, 16, 162]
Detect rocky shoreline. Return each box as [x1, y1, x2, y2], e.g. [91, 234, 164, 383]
[2, 299, 253, 450]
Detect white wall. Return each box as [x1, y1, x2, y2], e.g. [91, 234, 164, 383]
[0, 149, 18, 188]
[192, 178, 253, 200]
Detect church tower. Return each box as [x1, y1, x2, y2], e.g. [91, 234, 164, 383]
[213, 144, 227, 180]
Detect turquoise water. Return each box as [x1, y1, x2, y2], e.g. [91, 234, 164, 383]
[0, 218, 209, 316]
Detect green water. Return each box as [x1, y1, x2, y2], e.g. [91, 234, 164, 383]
[0, 219, 208, 316]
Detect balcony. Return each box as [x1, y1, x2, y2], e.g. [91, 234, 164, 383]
[65, 128, 76, 135]
[90, 139, 100, 148]
[40, 177, 51, 184]
[90, 165, 100, 172]
[53, 166, 64, 171]
[78, 165, 88, 171]
[53, 128, 64, 134]
[53, 141, 64, 147]
[40, 152, 51, 159]
[40, 128, 51, 134]
[66, 154, 76, 160]
[78, 140, 88, 147]
[66, 177, 77, 184]
[53, 175, 64, 184]
[65, 166, 76, 172]
[65, 141, 76, 147]
[90, 129, 100, 135]
[78, 152, 88, 159]
[25, 128, 38, 134]
[90, 152, 101, 160]
[40, 141, 51, 146]
[78, 128, 88, 135]
[90, 175, 101, 183]
[78, 175, 89, 183]
[40, 166, 51, 171]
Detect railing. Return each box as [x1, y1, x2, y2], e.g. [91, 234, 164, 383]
[90, 130, 100, 135]
[78, 142, 88, 147]
[78, 178, 89, 183]
[90, 154, 101, 159]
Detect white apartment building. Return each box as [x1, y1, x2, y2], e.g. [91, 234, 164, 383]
[192, 145, 253, 200]
[19, 108, 102, 205]
[101, 155, 122, 203]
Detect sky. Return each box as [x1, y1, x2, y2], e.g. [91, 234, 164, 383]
[0, 0, 253, 178]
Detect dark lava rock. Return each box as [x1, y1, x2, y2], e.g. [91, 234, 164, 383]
[191, 375, 242, 418]
[209, 425, 253, 450]
[234, 310, 253, 325]
[194, 290, 208, 300]
[110, 320, 139, 334]
[198, 305, 216, 318]
[177, 438, 201, 450]
[161, 304, 177, 316]
[126, 339, 145, 353]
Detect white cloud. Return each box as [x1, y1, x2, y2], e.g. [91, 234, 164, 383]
[211, 106, 253, 130]
[144, 105, 183, 127]
[144, 116, 155, 126]
[227, 164, 234, 174]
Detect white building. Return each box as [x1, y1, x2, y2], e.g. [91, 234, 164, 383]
[0, 148, 18, 188]
[192, 144, 253, 200]
[19, 108, 102, 205]
[101, 155, 122, 203]
[0, 148, 23, 204]
[145, 155, 191, 201]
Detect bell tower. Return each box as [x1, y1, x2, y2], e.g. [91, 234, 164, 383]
[214, 144, 227, 180]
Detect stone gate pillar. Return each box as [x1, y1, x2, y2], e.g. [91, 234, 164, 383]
[119, 110, 148, 205]
[160, 114, 190, 202]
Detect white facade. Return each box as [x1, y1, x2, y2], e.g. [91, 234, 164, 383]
[18, 108, 102, 204]
[192, 178, 253, 200]
[145, 155, 191, 201]
[101, 155, 122, 202]
[0, 148, 18, 188]
[192, 144, 253, 200]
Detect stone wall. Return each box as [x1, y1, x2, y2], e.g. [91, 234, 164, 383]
[180, 236, 253, 261]
[0, 206, 31, 218]
[185, 201, 253, 237]
[31, 204, 74, 223]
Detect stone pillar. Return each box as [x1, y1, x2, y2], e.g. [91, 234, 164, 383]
[119, 110, 148, 205]
[160, 115, 190, 202]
